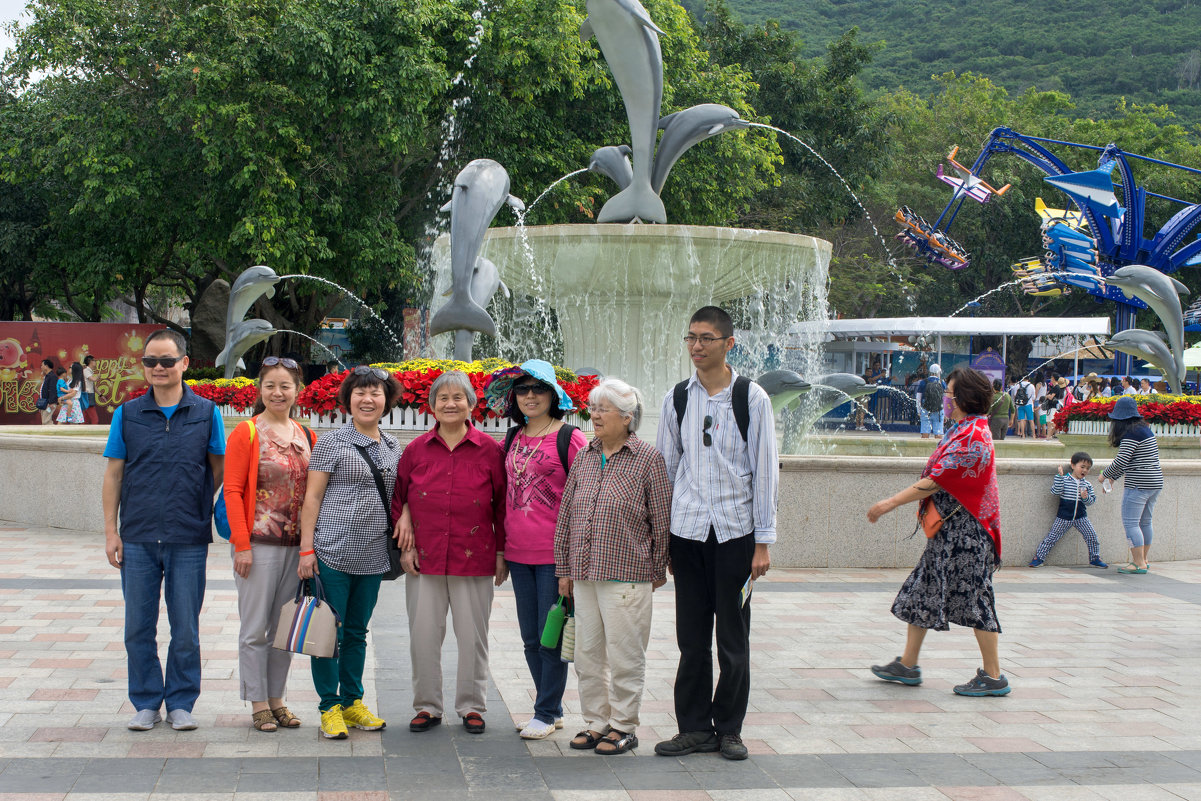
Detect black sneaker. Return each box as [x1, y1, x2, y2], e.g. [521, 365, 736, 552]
[870, 657, 922, 686]
[654, 730, 719, 756]
[953, 668, 1011, 697]
[718, 733, 748, 761]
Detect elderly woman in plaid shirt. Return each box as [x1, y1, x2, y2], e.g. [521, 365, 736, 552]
[555, 377, 672, 755]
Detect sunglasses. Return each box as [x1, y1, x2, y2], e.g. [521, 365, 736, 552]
[141, 356, 183, 368]
[514, 383, 552, 396]
[703, 414, 713, 447]
[263, 356, 299, 369]
[352, 365, 391, 381]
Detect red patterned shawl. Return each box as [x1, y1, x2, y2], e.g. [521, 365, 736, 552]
[923, 414, 1001, 557]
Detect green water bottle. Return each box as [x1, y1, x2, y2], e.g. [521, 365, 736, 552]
[540, 596, 568, 648]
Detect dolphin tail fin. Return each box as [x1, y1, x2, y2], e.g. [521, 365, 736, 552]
[597, 184, 667, 224]
[429, 296, 497, 338]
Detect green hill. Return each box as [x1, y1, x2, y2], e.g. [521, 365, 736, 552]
[698, 0, 1201, 125]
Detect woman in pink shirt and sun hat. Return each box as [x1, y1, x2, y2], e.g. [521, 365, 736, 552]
[483, 359, 587, 740]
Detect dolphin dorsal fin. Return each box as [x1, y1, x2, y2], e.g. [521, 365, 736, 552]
[1171, 276, 1191, 296]
[579, 18, 594, 42]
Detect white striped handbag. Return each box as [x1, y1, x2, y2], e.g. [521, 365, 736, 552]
[272, 574, 341, 658]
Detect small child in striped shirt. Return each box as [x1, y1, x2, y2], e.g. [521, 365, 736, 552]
[1029, 452, 1107, 569]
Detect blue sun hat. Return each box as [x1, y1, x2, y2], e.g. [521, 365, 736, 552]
[484, 359, 574, 415]
[1108, 395, 1142, 420]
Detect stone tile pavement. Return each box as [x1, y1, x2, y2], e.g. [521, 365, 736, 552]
[1, 522, 1200, 800]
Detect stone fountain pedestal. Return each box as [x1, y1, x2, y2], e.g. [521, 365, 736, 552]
[433, 224, 831, 441]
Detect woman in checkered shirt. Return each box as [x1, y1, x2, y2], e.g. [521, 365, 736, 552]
[554, 378, 672, 755]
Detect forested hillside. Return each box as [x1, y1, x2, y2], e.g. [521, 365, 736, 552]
[693, 0, 1201, 125]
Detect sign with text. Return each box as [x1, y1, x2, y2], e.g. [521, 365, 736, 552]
[0, 323, 164, 425]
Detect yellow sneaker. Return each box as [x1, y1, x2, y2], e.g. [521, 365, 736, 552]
[320, 705, 349, 739]
[341, 699, 386, 730]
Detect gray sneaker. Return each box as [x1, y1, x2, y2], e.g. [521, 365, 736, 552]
[870, 657, 922, 686]
[127, 709, 161, 731]
[953, 668, 1011, 697]
[167, 709, 198, 730]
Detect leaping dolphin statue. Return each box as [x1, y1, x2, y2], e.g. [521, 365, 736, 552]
[756, 370, 811, 414]
[588, 145, 633, 191]
[428, 159, 524, 339]
[1105, 264, 1190, 385]
[651, 104, 749, 194]
[442, 257, 509, 362]
[221, 265, 279, 364]
[581, 0, 667, 224]
[805, 373, 876, 419]
[215, 319, 277, 380]
[1105, 329, 1182, 394]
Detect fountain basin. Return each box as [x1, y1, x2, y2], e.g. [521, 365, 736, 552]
[433, 224, 831, 439]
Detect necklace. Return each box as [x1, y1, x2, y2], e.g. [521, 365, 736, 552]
[512, 421, 554, 476]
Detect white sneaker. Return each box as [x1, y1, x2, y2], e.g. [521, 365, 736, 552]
[166, 709, 198, 731]
[520, 719, 559, 739]
[127, 709, 161, 731]
[515, 717, 563, 731]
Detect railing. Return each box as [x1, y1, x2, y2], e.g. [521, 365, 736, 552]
[1066, 420, 1201, 437]
[823, 386, 919, 426]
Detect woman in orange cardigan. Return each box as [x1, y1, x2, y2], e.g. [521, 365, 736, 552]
[224, 357, 317, 732]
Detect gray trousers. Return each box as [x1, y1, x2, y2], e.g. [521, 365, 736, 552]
[405, 573, 493, 718]
[234, 544, 300, 702]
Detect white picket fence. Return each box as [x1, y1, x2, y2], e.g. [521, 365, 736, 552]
[1067, 420, 1201, 437]
[295, 405, 592, 433]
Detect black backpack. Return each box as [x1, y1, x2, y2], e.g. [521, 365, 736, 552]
[503, 424, 578, 474]
[673, 376, 751, 442]
[1015, 382, 1030, 407]
[921, 378, 944, 413]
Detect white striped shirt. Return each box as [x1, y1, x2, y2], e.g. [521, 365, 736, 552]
[1102, 428, 1163, 490]
[655, 370, 779, 544]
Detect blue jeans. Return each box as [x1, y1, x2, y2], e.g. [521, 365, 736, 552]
[919, 407, 943, 436]
[310, 560, 382, 712]
[120, 542, 208, 713]
[1120, 487, 1160, 548]
[508, 561, 567, 724]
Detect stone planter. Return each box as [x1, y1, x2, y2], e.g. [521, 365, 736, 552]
[1059, 420, 1200, 459]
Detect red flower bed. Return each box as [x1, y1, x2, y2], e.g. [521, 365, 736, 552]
[1054, 396, 1201, 429]
[128, 382, 259, 412]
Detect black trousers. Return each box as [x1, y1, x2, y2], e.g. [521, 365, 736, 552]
[670, 528, 755, 736]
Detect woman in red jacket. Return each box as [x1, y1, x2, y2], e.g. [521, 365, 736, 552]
[224, 357, 316, 732]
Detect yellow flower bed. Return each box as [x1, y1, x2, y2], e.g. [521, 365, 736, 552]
[186, 377, 255, 388]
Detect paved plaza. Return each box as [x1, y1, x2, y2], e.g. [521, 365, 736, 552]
[1, 522, 1200, 800]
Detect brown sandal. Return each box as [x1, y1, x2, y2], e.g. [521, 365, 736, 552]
[270, 706, 301, 728]
[252, 709, 278, 732]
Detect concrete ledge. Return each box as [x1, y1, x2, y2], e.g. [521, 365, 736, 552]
[3, 432, 1198, 567]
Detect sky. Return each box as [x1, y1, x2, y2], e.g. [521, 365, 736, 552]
[0, 0, 26, 57]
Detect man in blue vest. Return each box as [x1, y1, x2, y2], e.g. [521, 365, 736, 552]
[101, 329, 225, 731]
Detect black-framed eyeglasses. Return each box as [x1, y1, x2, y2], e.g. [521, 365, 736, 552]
[514, 383, 552, 396]
[142, 356, 183, 368]
[352, 365, 391, 381]
[703, 414, 713, 447]
[684, 335, 729, 346]
[262, 356, 299, 369]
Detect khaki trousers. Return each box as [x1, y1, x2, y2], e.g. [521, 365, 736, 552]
[574, 580, 652, 735]
[405, 573, 493, 719]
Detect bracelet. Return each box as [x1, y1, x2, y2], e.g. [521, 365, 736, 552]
[299, 549, 315, 556]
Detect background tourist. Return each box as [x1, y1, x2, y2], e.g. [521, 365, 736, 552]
[101, 329, 225, 731]
[82, 354, 99, 424]
[987, 379, 1012, 440]
[916, 363, 945, 440]
[298, 365, 402, 739]
[1138, 378, 1157, 395]
[1101, 396, 1162, 574]
[56, 364, 83, 424]
[394, 370, 506, 736]
[224, 357, 317, 732]
[654, 306, 778, 762]
[1121, 376, 1137, 395]
[1012, 373, 1035, 438]
[1034, 372, 1048, 438]
[484, 359, 586, 740]
[867, 367, 1009, 697]
[556, 377, 670, 755]
[1029, 452, 1105, 569]
[38, 359, 57, 424]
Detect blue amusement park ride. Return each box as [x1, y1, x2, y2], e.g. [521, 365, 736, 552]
[896, 127, 1201, 370]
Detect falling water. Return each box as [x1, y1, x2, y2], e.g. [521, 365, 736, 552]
[277, 275, 405, 357]
[947, 278, 1027, 317]
[525, 169, 589, 217]
[274, 330, 348, 368]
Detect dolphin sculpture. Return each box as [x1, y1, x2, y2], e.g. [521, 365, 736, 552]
[651, 104, 749, 194]
[215, 319, 277, 380]
[756, 369, 811, 414]
[1105, 264, 1190, 385]
[1105, 330, 1182, 394]
[428, 159, 524, 339]
[221, 265, 280, 366]
[580, 0, 667, 224]
[803, 373, 876, 419]
[588, 145, 633, 191]
[443, 257, 510, 362]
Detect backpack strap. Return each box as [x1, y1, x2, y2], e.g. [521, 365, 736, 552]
[732, 375, 751, 443]
[673, 380, 689, 433]
[556, 424, 578, 474]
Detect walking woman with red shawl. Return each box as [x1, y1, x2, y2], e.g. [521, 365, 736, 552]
[865, 367, 1011, 697]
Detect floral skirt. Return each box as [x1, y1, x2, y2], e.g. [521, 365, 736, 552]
[891, 490, 1001, 633]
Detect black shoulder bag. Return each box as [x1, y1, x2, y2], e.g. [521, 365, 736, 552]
[352, 444, 404, 581]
